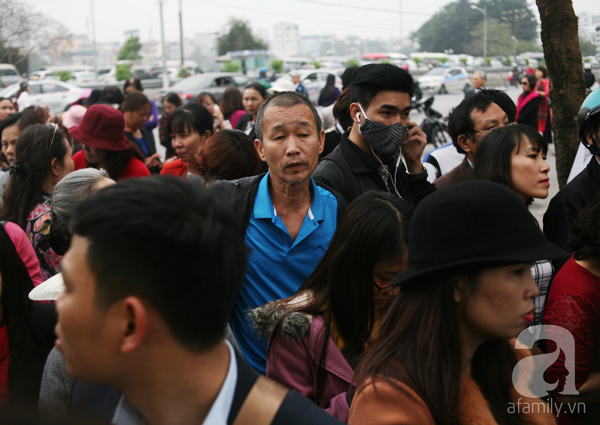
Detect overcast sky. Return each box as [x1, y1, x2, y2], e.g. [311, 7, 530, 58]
[22, 0, 600, 45]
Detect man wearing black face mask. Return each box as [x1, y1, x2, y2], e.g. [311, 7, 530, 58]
[312, 64, 434, 205]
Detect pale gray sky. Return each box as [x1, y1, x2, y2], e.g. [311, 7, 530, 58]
[22, 0, 600, 44]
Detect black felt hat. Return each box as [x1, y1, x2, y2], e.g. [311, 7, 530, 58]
[392, 180, 568, 286]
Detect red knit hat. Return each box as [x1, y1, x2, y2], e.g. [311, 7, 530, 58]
[69, 104, 131, 151]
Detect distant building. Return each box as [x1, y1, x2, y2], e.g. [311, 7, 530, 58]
[124, 29, 140, 41]
[300, 34, 335, 57]
[272, 23, 300, 58]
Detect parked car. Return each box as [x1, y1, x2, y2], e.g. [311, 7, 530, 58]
[158, 72, 252, 104]
[71, 71, 97, 84]
[0, 64, 22, 88]
[279, 70, 342, 104]
[28, 70, 60, 81]
[97, 66, 117, 85]
[0, 80, 85, 113]
[418, 67, 471, 94]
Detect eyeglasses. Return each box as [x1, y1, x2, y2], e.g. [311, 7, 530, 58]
[520, 82, 528, 86]
[373, 280, 394, 293]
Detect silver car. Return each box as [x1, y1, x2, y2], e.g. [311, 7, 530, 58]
[279, 70, 342, 104]
[0, 80, 86, 113]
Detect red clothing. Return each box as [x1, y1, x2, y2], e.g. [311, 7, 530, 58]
[73, 150, 150, 180]
[3, 221, 43, 287]
[535, 78, 551, 132]
[0, 324, 8, 400]
[160, 158, 187, 177]
[543, 255, 600, 399]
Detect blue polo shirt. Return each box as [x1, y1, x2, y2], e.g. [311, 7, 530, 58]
[231, 173, 338, 373]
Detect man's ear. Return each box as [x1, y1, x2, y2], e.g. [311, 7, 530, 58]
[457, 134, 473, 153]
[254, 139, 266, 162]
[119, 297, 148, 355]
[349, 103, 362, 125]
[585, 127, 598, 147]
[318, 129, 325, 154]
[454, 275, 468, 303]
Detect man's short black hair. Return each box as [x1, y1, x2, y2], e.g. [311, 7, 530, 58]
[350, 64, 414, 110]
[446, 90, 515, 154]
[255, 91, 322, 142]
[70, 177, 247, 353]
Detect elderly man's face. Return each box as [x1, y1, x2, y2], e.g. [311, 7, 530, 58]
[472, 73, 486, 89]
[255, 104, 324, 186]
[291, 76, 300, 85]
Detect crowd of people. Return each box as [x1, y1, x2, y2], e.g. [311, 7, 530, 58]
[0, 62, 598, 425]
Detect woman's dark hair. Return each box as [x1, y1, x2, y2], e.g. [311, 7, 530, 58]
[0, 224, 33, 326]
[163, 92, 182, 108]
[318, 74, 336, 104]
[536, 66, 548, 79]
[473, 124, 547, 204]
[0, 124, 68, 229]
[123, 77, 143, 92]
[88, 147, 143, 181]
[98, 86, 124, 106]
[332, 86, 353, 130]
[0, 108, 46, 136]
[354, 274, 526, 425]
[194, 92, 217, 105]
[167, 103, 214, 137]
[522, 74, 537, 91]
[220, 87, 244, 120]
[569, 192, 600, 261]
[257, 192, 413, 402]
[121, 92, 150, 113]
[243, 82, 267, 99]
[83, 88, 102, 107]
[200, 130, 261, 180]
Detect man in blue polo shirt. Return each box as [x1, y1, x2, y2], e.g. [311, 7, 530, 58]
[213, 91, 343, 373]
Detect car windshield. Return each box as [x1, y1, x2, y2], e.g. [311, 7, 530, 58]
[423, 68, 446, 76]
[170, 74, 209, 91]
[0, 83, 18, 97]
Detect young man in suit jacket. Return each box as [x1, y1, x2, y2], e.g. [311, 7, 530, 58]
[55, 177, 342, 425]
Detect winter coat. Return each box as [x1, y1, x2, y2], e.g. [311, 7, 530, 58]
[250, 298, 353, 423]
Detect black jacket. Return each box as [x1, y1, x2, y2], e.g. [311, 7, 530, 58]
[69, 350, 344, 425]
[211, 173, 346, 236]
[516, 95, 541, 130]
[8, 304, 57, 403]
[585, 70, 596, 89]
[543, 156, 600, 271]
[312, 134, 435, 206]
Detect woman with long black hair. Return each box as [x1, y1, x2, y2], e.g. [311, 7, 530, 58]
[251, 192, 412, 422]
[0, 124, 74, 279]
[349, 181, 564, 425]
[318, 74, 341, 107]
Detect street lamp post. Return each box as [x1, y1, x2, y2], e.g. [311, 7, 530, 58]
[158, 0, 169, 90]
[471, 5, 487, 60]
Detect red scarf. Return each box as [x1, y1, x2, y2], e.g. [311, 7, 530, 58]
[516, 90, 540, 120]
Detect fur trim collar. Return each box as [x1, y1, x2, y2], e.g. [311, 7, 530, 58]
[248, 293, 314, 341]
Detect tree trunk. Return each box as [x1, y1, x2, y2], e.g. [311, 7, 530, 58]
[535, 0, 586, 188]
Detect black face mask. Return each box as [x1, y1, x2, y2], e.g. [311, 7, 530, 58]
[357, 104, 409, 162]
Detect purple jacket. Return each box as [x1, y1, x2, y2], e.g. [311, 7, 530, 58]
[256, 309, 354, 423]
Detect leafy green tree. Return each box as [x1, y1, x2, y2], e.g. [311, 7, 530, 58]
[580, 38, 597, 56]
[221, 62, 240, 73]
[346, 59, 360, 67]
[271, 60, 283, 74]
[413, 0, 537, 54]
[118, 36, 142, 61]
[516, 40, 542, 54]
[459, 57, 468, 66]
[0, 45, 28, 73]
[54, 70, 73, 82]
[217, 18, 267, 56]
[312, 61, 322, 69]
[465, 19, 514, 57]
[116, 64, 131, 81]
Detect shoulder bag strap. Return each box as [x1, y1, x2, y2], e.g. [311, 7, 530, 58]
[232, 375, 289, 425]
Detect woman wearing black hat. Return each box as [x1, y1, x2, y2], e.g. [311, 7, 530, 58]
[348, 181, 565, 425]
[474, 124, 552, 326]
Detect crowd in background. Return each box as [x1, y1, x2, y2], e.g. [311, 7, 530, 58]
[0, 62, 599, 425]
